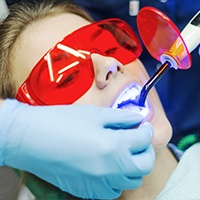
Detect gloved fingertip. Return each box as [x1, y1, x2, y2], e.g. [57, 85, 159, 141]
[140, 122, 154, 138]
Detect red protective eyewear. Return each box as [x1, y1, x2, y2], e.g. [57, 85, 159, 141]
[16, 18, 142, 105]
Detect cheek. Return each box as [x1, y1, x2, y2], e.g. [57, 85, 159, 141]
[148, 88, 173, 152]
[73, 83, 111, 107]
[124, 60, 150, 85]
[152, 115, 172, 153]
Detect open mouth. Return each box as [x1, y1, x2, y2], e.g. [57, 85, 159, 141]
[112, 84, 150, 118]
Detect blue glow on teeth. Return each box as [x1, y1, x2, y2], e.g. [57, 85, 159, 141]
[112, 84, 150, 118]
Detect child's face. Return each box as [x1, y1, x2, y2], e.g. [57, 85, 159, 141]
[12, 13, 172, 153]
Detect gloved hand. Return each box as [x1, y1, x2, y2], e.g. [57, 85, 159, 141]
[0, 99, 155, 199]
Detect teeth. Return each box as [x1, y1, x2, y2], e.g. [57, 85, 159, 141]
[126, 88, 140, 100]
[112, 85, 141, 109]
[112, 84, 150, 118]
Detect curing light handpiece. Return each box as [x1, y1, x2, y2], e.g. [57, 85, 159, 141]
[137, 9, 200, 107]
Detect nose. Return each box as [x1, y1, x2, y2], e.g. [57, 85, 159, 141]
[91, 53, 124, 89]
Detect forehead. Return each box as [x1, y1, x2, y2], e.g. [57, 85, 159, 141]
[12, 13, 90, 87]
[21, 13, 90, 65]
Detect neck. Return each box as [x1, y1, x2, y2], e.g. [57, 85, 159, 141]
[118, 147, 178, 200]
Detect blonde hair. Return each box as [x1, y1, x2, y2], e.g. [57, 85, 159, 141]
[0, 0, 93, 99]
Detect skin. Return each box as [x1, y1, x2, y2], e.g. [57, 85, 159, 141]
[11, 13, 177, 199]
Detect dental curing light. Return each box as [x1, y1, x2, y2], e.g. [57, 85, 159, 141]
[136, 7, 200, 107]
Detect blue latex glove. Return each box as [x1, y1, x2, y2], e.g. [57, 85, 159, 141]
[0, 99, 155, 199]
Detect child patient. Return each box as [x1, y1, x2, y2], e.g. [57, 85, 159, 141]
[0, 1, 199, 199]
